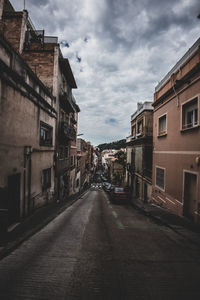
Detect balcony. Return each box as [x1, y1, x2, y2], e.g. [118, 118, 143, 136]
[59, 122, 76, 143]
[131, 102, 153, 121]
[136, 132, 143, 138]
[59, 92, 75, 113]
[24, 30, 58, 49]
[126, 135, 136, 143]
[56, 157, 70, 173]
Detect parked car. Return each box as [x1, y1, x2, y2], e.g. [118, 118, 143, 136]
[110, 187, 129, 203]
[103, 182, 113, 192]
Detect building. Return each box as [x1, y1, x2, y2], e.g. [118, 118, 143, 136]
[152, 38, 200, 222]
[0, 34, 56, 225]
[69, 112, 79, 196]
[86, 142, 94, 182]
[0, 0, 80, 201]
[77, 138, 88, 189]
[109, 157, 124, 185]
[126, 102, 153, 203]
[103, 149, 126, 185]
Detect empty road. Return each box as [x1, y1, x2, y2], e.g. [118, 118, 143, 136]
[0, 187, 200, 299]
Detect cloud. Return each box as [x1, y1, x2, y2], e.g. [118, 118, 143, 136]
[11, 0, 200, 145]
[105, 118, 118, 125]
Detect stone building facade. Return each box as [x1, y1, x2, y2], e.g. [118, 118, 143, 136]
[126, 102, 153, 203]
[0, 0, 80, 202]
[0, 34, 56, 224]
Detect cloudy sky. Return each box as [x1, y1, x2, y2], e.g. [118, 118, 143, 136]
[12, 0, 200, 146]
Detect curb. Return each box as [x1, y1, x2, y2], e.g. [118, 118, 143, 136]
[0, 189, 89, 261]
[131, 201, 200, 247]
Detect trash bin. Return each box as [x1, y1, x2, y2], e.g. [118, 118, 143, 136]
[0, 209, 8, 243]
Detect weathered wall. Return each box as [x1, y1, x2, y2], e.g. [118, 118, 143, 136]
[0, 36, 56, 220]
[135, 146, 143, 174]
[152, 51, 200, 220]
[0, 11, 23, 52]
[22, 44, 55, 91]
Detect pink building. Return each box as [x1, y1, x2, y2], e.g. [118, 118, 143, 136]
[152, 38, 200, 223]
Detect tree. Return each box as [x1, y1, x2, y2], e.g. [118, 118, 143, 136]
[114, 150, 127, 170]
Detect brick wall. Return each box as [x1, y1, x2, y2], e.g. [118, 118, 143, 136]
[1, 12, 23, 52]
[22, 44, 55, 90]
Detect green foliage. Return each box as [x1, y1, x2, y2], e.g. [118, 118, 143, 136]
[98, 139, 126, 152]
[114, 150, 127, 169]
[113, 172, 122, 185]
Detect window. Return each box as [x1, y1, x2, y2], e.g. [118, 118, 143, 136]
[131, 125, 136, 137]
[158, 114, 167, 136]
[40, 122, 53, 146]
[70, 156, 74, 166]
[137, 119, 143, 137]
[76, 178, 80, 188]
[42, 168, 51, 190]
[182, 98, 198, 129]
[156, 167, 165, 190]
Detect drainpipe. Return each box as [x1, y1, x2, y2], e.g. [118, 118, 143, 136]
[28, 155, 32, 214]
[173, 84, 180, 107]
[24, 146, 32, 217]
[23, 152, 26, 219]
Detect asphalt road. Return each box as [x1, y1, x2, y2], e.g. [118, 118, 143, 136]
[0, 187, 200, 299]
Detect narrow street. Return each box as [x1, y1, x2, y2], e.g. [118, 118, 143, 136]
[0, 188, 200, 300]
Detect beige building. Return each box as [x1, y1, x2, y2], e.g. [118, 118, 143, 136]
[0, 34, 56, 224]
[126, 102, 153, 203]
[152, 37, 200, 222]
[0, 0, 80, 201]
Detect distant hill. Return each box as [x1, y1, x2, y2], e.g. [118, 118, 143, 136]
[98, 139, 126, 152]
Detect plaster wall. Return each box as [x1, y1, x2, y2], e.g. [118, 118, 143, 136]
[0, 79, 56, 216]
[153, 56, 200, 221]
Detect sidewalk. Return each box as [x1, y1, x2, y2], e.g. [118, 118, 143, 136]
[0, 189, 89, 260]
[131, 198, 200, 246]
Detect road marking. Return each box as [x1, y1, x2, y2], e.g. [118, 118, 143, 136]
[105, 197, 124, 230]
[112, 211, 118, 218]
[117, 220, 124, 229]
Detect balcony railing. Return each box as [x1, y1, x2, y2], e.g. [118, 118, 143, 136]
[24, 30, 58, 49]
[59, 92, 75, 113]
[59, 122, 76, 142]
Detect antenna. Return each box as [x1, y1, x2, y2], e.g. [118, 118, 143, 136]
[24, 0, 26, 10]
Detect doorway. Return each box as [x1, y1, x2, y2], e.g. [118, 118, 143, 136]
[7, 174, 21, 224]
[183, 172, 197, 220]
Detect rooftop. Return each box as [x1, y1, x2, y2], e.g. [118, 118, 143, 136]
[131, 101, 153, 121]
[155, 37, 200, 92]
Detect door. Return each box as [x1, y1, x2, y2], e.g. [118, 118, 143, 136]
[183, 172, 197, 220]
[7, 174, 21, 224]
